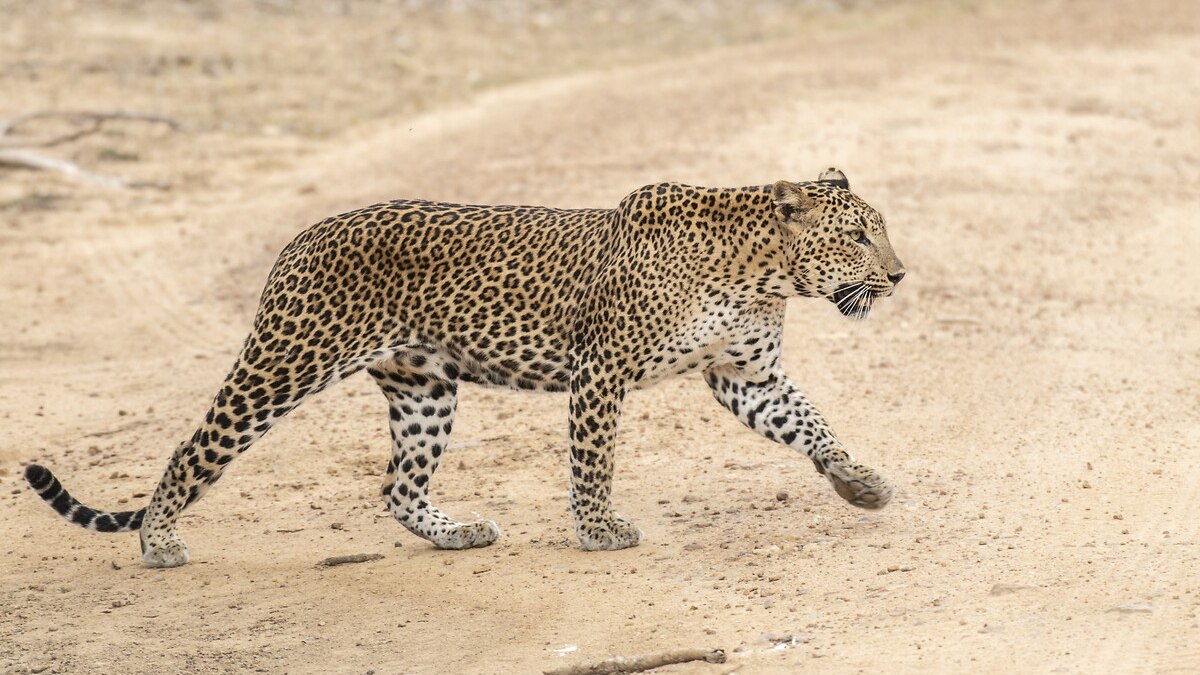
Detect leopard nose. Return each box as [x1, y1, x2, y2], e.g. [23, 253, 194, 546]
[888, 270, 906, 285]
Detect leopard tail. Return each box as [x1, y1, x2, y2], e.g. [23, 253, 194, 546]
[23, 464, 146, 533]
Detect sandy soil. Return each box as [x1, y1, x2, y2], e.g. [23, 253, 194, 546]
[2, 1, 1199, 673]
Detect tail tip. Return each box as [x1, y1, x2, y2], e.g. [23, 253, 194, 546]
[25, 463, 51, 489]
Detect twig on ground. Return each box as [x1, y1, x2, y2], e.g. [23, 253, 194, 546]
[450, 434, 512, 450]
[0, 110, 180, 189]
[0, 110, 181, 148]
[544, 648, 726, 675]
[80, 420, 153, 438]
[318, 553, 384, 567]
[0, 149, 144, 189]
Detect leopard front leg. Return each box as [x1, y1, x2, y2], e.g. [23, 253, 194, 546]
[369, 361, 499, 550]
[567, 364, 642, 551]
[705, 365, 893, 509]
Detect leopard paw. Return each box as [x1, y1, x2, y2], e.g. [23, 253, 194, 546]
[431, 520, 501, 550]
[823, 461, 893, 510]
[141, 534, 191, 568]
[577, 513, 643, 551]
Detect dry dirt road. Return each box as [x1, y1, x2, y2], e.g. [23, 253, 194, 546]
[2, 1, 1199, 673]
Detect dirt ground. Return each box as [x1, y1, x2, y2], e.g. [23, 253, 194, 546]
[2, 0, 1198, 673]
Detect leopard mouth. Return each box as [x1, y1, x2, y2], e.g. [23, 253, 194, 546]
[829, 283, 878, 319]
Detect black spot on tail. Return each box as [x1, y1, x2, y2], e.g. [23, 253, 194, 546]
[71, 506, 96, 526]
[93, 515, 120, 532]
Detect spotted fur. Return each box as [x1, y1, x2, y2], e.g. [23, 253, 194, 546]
[25, 168, 905, 567]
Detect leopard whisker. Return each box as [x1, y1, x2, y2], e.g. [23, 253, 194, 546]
[836, 283, 868, 312]
[842, 285, 869, 313]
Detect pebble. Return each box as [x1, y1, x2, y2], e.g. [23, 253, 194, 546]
[989, 583, 1035, 596]
[775, 490, 789, 502]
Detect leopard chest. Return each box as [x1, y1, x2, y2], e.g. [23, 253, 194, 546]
[630, 306, 745, 388]
[630, 296, 784, 389]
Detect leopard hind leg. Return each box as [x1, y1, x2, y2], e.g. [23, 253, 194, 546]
[137, 341, 392, 567]
[369, 350, 500, 549]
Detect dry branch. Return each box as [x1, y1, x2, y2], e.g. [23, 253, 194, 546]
[0, 110, 180, 148]
[0, 110, 180, 188]
[0, 148, 168, 190]
[318, 553, 384, 567]
[544, 648, 726, 675]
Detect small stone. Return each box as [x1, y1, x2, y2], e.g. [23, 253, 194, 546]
[764, 632, 810, 646]
[775, 490, 789, 502]
[989, 583, 1035, 596]
[330, 522, 344, 530]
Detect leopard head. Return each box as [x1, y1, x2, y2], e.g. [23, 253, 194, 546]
[771, 168, 905, 318]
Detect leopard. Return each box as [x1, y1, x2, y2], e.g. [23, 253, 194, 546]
[24, 167, 905, 568]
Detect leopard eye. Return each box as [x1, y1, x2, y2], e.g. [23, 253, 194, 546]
[852, 230, 870, 246]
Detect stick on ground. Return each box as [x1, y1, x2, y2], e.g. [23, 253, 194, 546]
[318, 553, 384, 567]
[0, 148, 151, 189]
[0, 110, 181, 148]
[0, 110, 180, 188]
[544, 648, 726, 675]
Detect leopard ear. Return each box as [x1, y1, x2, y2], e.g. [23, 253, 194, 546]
[771, 180, 817, 223]
[817, 167, 849, 190]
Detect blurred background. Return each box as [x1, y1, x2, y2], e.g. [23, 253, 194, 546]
[1, 1, 1197, 673]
